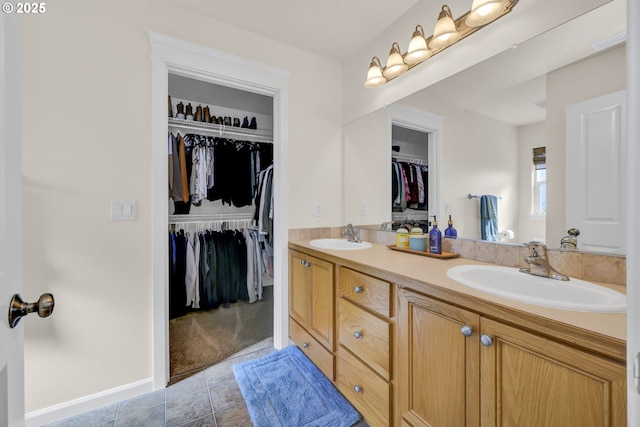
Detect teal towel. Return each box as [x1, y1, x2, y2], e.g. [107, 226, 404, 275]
[481, 195, 499, 241]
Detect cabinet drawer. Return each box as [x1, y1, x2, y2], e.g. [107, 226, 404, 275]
[338, 267, 392, 317]
[290, 318, 335, 381]
[337, 347, 391, 427]
[338, 298, 391, 380]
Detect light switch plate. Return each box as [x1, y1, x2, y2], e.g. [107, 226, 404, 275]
[110, 200, 137, 221]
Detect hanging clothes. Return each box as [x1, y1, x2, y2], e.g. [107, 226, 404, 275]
[243, 228, 265, 303]
[168, 132, 273, 213]
[169, 230, 188, 319]
[392, 160, 428, 212]
[169, 227, 261, 319]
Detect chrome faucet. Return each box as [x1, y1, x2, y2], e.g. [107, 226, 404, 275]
[560, 228, 580, 250]
[519, 241, 569, 281]
[342, 224, 361, 243]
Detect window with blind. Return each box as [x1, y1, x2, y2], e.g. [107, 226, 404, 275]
[533, 146, 546, 216]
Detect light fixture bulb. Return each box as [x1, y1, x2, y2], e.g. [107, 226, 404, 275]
[428, 5, 460, 50]
[382, 42, 408, 79]
[466, 0, 506, 27]
[364, 57, 387, 88]
[405, 25, 432, 65]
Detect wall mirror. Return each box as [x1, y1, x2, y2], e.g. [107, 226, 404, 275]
[344, 0, 627, 255]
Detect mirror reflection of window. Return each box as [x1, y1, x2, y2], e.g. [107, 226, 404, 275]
[533, 146, 546, 216]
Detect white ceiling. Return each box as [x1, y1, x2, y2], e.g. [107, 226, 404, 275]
[168, 0, 627, 126]
[169, 0, 420, 62]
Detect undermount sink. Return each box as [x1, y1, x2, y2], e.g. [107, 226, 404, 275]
[446, 264, 626, 313]
[309, 238, 372, 250]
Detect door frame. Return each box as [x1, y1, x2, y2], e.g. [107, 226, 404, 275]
[386, 103, 443, 222]
[1, 11, 25, 427]
[149, 32, 290, 388]
[627, 0, 640, 422]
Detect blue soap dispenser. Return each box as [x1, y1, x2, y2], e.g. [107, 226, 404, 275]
[429, 216, 442, 254]
[444, 215, 458, 239]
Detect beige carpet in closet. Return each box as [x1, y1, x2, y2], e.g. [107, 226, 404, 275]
[169, 284, 274, 384]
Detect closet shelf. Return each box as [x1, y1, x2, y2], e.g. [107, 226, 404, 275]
[392, 153, 428, 166]
[169, 213, 254, 223]
[168, 117, 273, 143]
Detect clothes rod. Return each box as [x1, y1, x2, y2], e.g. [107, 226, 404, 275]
[392, 154, 428, 166]
[168, 118, 273, 143]
[467, 193, 502, 200]
[169, 213, 254, 223]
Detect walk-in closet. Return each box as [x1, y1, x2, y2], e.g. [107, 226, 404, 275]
[391, 124, 430, 230]
[167, 74, 275, 383]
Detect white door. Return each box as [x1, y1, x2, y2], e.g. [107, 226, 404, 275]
[565, 90, 626, 253]
[1, 12, 25, 427]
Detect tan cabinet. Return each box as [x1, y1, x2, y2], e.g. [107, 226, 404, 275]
[336, 267, 394, 427]
[480, 317, 626, 427]
[289, 249, 335, 379]
[397, 287, 480, 427]
[398, 287, 627, 427]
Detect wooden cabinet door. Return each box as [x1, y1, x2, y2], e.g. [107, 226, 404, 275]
[289, 250, 335, 351]
[480, 317, 626, 427]
[398, 288, 481, 427]
[289, 250, 310, 326]
[308, 255, 335, 351]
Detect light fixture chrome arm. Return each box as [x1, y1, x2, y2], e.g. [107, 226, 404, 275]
[364, 0, 519, 88]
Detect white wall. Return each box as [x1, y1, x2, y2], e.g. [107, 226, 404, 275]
[546, 45, 626, 246]
[517, 122, 547, 243]
[343, 109, 388, 224]
[21, 0, 342, 414]
[391, 96, 519, 241]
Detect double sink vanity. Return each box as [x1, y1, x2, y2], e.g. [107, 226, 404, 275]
[288, 237, 627, 427]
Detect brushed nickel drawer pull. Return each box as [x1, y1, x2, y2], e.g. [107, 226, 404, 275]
[354, 330, 362, 339]
[354, 385, 362, 393]
[302, 342, 309, 349]
[354, 286, 363, 293]
[460, 325, 473, 337]
[480, 334, 494, 347]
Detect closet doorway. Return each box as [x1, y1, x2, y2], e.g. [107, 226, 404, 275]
[167, 75, 275, 383]
[387, 103, 443, 227]
[150, 32, 290, 389]
[391, 124, 431, 228]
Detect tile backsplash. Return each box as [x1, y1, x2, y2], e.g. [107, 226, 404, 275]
[288, 226, 626, 287]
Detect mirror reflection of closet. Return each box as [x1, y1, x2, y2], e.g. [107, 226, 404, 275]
[391, 125, 431, 231]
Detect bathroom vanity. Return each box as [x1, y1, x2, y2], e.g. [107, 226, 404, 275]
[288, 240, 626, 427]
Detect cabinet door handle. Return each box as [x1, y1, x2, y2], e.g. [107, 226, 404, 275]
[460, 325, 473, 337]
[354, 330, 362, 339]
[300, 260, 310, 267]
[354, 385, 362, 393]
[302, 342, 309, 349]
[480, 334, 494, 347]
[354, 286, 363, 294]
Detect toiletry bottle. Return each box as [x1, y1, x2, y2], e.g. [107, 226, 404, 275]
[429, 216, 442, 254]
[396, 227, 409, 248]
[444, 215, 458, 239]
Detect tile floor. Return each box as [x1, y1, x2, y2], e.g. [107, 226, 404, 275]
[42, 338, 368, 427]
[42, 338, 276, 427]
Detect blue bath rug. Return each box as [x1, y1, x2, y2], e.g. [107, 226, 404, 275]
[233, 345, 361, 427]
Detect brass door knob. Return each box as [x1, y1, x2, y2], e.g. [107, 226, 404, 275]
[8, 293, 55, 328]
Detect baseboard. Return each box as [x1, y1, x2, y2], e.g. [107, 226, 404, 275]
[25, 377, 155, 427]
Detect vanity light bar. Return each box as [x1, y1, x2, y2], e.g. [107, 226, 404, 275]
[365, 0, 519, 88]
